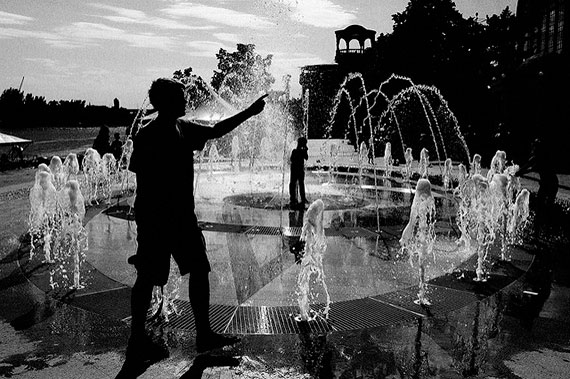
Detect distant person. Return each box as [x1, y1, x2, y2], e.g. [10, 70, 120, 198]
[122, 78, 266, 367]
[515, 138, 559, 231]
[367, 138, 374, 164]
[289, 137, 308, 208]
[110, 132, 123, 160]
[92, 126, 110, 156]
[9, 144, 24, 162]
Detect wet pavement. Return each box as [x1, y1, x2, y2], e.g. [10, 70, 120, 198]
[1, 167, 570, 378]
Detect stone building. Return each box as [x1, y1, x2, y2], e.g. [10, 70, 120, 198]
[505, 0, 569, 149]
[299, 25, 377, 139]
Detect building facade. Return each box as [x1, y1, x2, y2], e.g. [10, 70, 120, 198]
[299, 25, 377, 139]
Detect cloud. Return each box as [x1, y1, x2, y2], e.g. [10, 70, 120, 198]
[1, 19, 177, 50]
[89, 3, 214, 31]
[0, 26, 57, 42]
[273, 0, 356, 28]
[50, 22, 175, 50]
[213, 33, 240, 44]
[23, 57, 59, 69]
[162, 2, 275, 29]
[185, 40, 232, 57]
[270, 51, 327, 68]
[0, 11, 34, 25]
[23, 58, 81, 78]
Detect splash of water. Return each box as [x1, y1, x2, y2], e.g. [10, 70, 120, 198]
[29, 169, 57, 262]
[29, 169, 89, 289]
[403, 147, 414, 183]
[296, 199, 331, 321]
[63, 153, 79, 182]
[399, 179, 436, 305]
[418, 148, 429, 179]
[470, 154, 482, 176]
[384, 142, 394, 177]
[81, 148, 102, 204]
[49, 156, 65, 191]
[457, 173, 497, 281]
[53, 180, 88, 289]
[443, 158, 454, 191]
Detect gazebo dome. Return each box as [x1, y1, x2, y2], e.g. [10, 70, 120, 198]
[335, 25, 376, 53]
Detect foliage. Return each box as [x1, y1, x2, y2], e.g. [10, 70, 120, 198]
[208, 44, 277, 166]
[373, 0, 518, 163]
[172, 66, 214, 112]
[0, 88, 132, 129]
[211, 43, 275, 106]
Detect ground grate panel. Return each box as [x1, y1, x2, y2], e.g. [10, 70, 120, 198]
[373, 284, 479, 317]
[325, 298, 419, 330]
[148, 301, 237, 333]
[226, 306, 298, 334]
[224, 305, 333, 335]
[282, 226, 302, 237]
[245, 225, 283, 236]
[199, 221, 250, 234]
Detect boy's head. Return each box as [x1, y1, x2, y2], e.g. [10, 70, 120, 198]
[114, 133, 120, 140]
[149, 78, 186, 117]
[297, 137, 307, 148]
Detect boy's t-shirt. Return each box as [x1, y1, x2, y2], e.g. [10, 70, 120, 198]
[290, 147, 307, 174]
[129, 117, 212, 225]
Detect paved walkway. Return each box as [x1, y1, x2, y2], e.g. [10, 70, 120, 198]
[1, 165, 570, 378]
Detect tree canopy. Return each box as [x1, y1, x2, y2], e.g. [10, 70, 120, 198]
[211, 43, 275, 106]
[374, 0, 517, 162]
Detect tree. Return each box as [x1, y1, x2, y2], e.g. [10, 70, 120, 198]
[373, 0, 517, 163]
[0, 88, 25, 128]
[484, 8, 518, 86]
[209, 44, 276, 168]
[173, 66, 214, 113]
[211, 43, 274, 106]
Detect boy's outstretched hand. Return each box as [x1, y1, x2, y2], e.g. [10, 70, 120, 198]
[248, 94, 268, 116]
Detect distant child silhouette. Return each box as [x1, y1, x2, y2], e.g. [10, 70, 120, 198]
[516, 138, 559, 232]
[110, 132, 123, 160]
[289, 137, 308, 208]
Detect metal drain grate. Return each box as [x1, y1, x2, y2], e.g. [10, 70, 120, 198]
[244, 225, 283, 236]
[226, 306, 298, 334]
[282, 226, 302, 237]
[326, 298, 419, 330]
[373, 284, 479, 317]
[224, 305, 333, 335]
[199, 221, 250, 234]
[148, 301, 237, 333]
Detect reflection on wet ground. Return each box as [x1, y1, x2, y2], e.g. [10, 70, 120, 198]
[1, 172, 570, 378]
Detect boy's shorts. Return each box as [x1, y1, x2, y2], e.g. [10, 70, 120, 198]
[131, 221, 211, 286]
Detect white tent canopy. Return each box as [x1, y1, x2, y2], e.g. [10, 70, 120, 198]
[0, 132, 32, 147]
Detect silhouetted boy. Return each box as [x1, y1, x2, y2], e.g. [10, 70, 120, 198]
[125, 78, 266, 363]
[289, 137, 308, 208]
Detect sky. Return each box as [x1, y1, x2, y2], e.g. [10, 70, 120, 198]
[1, 0, 517, 109]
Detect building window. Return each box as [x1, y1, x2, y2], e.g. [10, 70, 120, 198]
[548, 7, 556, 53]
[540, 12, 548, 55]
[556, 6, 565, 54]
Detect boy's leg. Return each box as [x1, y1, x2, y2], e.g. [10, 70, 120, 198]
[130, 275, 154, 338]
[189, 271, 211, 337]
[125, 273, 169, 363]
[190, 271, 240, 353]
